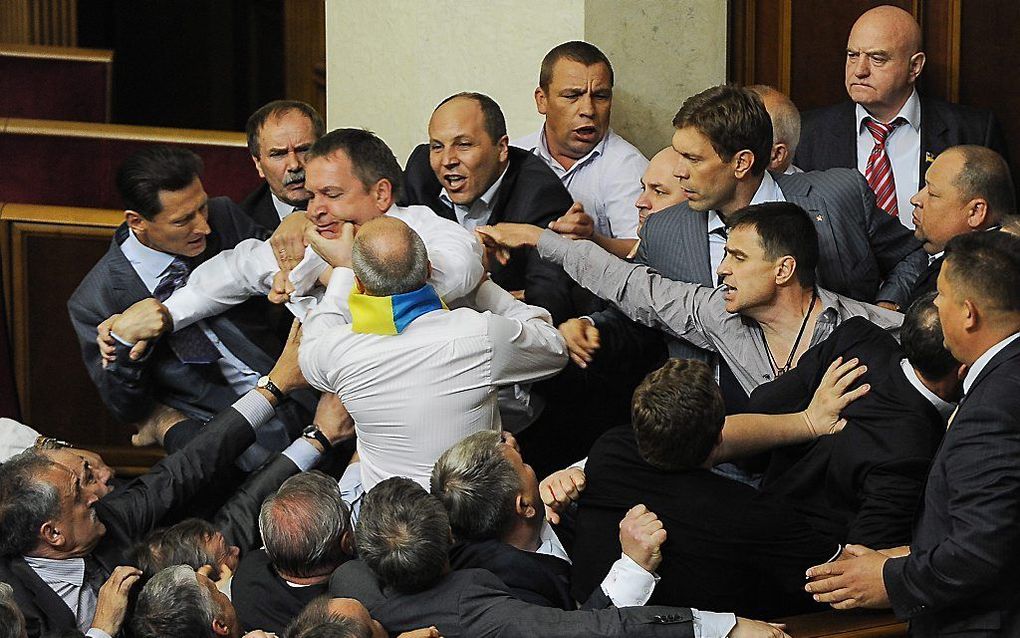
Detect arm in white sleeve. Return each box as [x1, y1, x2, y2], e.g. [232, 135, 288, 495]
[163, 238, 278, 330]
[86, 629, 113, 638]
[301, 267, 357, 344]
[484, 283, 568, 386]
[231, 388, 277, 429]
[598, 553, 658, 607]
[399, 208, 485, 303]
[691, 609, 738, 638]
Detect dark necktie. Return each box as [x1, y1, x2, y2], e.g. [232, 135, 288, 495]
[864, 117, 906, 216]
[152, 257, 221, 364]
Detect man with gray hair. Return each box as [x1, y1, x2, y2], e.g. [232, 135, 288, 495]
[298, 216, 566, 493]
[131, 564, 242, 638]
[231, 471, 354, 634]
[748, 85, 802, 175]
[431, 430, 669, 612]
[0, 582, 28, 638]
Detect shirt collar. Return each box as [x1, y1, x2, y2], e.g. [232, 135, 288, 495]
[535, 519, 571, 563]
[749, 170, 785, 205]
[23, 555, 86, 588]
[963, 331, 1020, 395]
[855, 88, 921, 132]
[900, 358, 956, 421]
[120, 228, 177, 288]
[535, 126, 609, 176]
[928, 250, 944, 266]
[270, 192, 299, 221]
[439, 164, 509, 211]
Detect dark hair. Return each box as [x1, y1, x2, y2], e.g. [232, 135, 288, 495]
[631, 359, 726, 470]
[902, 292, 959, 379]
[130, 519, 221, 580]
[356, 477, 451, 594]
[726, 202, 819, 288]
[115, 145, 204, 220]
[306, 128, 404, 202]
[434, 92, 508, 143]
[943, 230, 1020, 313]
[953, 145, 1016, 221]
[260, 471, 352, 579]
[672, 85, 773, 176]
[431, 430, 520, 541]
[285, 596, 371, 638]
[246, 99, 325, 158]
[0, 451, 61, 556]
[539, 40, 614, 91]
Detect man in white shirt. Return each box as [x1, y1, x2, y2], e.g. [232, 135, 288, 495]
[513, 41, 648, 242]
[241, 100, 324, 231]
[298, 215, 566, 492]
[796, 5, 1009, 227]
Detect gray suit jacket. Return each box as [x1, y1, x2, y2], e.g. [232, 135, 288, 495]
[592, 168, 924, 365]
[330, 560, 695, 638]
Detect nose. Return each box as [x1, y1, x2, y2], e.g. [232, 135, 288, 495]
[854, 55, 870, 78]
[910, 187, 925, 210]
[673, 158, 689, 180]
[716, 254, 732, 279]
[194, 213, 212, 237]
[441, 146, 459, 168]
[635, 189, 651, 211]
[578, 91, 595, 117]
[285, 149, 302, 172]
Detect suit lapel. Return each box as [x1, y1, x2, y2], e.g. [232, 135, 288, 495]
[919, 98, 949, 190]
[10, 556, 77, 630]
[775, 175, 842, 293]
[107, 227, 154, 302]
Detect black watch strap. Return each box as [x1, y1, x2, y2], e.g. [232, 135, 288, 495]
[302, 424, 332, 450]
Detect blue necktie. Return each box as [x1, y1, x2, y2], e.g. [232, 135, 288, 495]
[152, 258, 221, 364]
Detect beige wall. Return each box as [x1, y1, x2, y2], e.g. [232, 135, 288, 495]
[326, 0, 727, 164]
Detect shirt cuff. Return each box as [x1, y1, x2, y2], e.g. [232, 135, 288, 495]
[599, 553, 658, 607]
[691, 609, 737, 638]
[87, 629, 113, 638]
[282, 437, 321, 471]
[232, 389, 276, 429]
[569, 457, 587, 471]
[110, 330, 134, 346]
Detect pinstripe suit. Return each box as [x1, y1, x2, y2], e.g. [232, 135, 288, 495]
[590, 168, 925, 368]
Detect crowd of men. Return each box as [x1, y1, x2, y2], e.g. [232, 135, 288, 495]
[1, 5, 1018, 637]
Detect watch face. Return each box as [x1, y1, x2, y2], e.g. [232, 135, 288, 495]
[257, 376, 268, 388]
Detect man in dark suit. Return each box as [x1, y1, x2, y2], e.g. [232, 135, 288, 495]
[68, 145, 315, 463]
[806, 231, 1020, 636]
[402, 92, 576, 323]
[242, 100, 324, 231]
[332, 476, 787, 638]
[430, 430, 663, 611]
[796, 6, 1009, 224]
[906, 145, 1014, 306]
[232, 471, 354, 634]
[0, 339, 308, 638]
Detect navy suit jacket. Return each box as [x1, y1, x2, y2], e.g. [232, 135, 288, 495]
[402, 143, 579, 323]
[796, 97, 1010, 189]
[883, 336, 1020, 637]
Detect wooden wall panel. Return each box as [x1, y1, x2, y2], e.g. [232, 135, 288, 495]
[0, 45, 112, 121]
[283, 0, 326, 119]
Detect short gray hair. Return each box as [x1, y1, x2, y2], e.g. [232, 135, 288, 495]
[131, 565, 216, 638]
[0, 450, 62, 556]
[259, 471, 352, 578]
[351, 219, 429, 296]
[131, 519, 221, 580]
[0, 581, 26, 638]
[748, 84, 801, 156]
[431, 431, 520, 541]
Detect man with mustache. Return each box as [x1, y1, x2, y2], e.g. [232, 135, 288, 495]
[242, 100, 324, 231]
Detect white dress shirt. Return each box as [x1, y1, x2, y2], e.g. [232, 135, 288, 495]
[299, 276, 566, 492]
[513, 127, 648, 240]
[900, 358, 957, 422]
[271, 192, 302, 222]
[0, 418, 39, 462]
[439, 165, 509, 231]
[855, 90, 922, 229]
[162, 204, 484, 326]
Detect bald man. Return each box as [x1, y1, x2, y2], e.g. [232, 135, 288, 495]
[748, 85, 801, 175]
[796, 5, 1009, 228]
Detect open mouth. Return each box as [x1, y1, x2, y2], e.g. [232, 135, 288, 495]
[573, 126, 598, 140]
[443, 174, 466, 190]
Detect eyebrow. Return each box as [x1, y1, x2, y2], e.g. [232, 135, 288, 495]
[724, 247, 748, 258]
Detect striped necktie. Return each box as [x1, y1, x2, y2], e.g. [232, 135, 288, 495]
[864, 117, 905, 216]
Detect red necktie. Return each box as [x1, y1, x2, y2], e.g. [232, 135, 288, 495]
[864, 117, 905, 216]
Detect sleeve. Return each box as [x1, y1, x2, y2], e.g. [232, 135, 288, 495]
[598, 553, 658, 607]
[601, 150, 647, 240]
[298, 274, 357, 394]
[163, 238, 279, 330]
[479, 282, 568, 386]
[847, 455, 930, 548]
[883, 396, 1020, 618]
[407, 210, 485, 304]
[536, 230, 720, 351]
[852, 172, 927, 307]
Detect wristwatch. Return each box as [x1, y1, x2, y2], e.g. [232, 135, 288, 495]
[302, 424, 332, 450]
[256, 375, 287, 403]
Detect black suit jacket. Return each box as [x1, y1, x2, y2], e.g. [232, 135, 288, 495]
[750, 317, 945, 548]
[67, 197, 313, 439]
[906, 256, 942, 308]
[330, 559, 695, 638]
[883, 337, 1020, 637]
[232, 549, 330, 634]
[571, 425, 838, 619]
[796, 97, 1011, 189]
[402, 144, 578, 323]
[2, 406, 257, 638]
[240, 182, 282, 232]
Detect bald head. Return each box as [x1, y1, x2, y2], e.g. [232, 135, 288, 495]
[748, 85, 800, 173]
[351, 216, 430, 296]
[846, 6, 925, 122]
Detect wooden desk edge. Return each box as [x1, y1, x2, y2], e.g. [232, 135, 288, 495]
[0, 44, 113, 64]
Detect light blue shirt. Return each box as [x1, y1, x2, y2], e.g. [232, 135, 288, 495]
[439, 165, 509, 231]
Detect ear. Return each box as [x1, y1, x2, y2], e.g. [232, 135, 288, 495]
[733, 149, 756, 180]
[775, 255, 798, 285]
[354, 276, 366, 294]
[770, 143, 789, 173]
[908, 52, 926, 83]
[964, 198, 989, 229]
[251, 154, 266, 180]
[39, 520, 63, 550]
[496, 135, 510, 164]
[426, 260, 433, 281]
[535, 86, 548, 115]
[124, 210, 147, 235]
[210, 617, 231, 637]
[962, 298, 979, 331]
[340, 529, 355, 556]
[956, 363, 969, 381]
[372, 179, 393, 212]
[515, 493, 537, 521]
